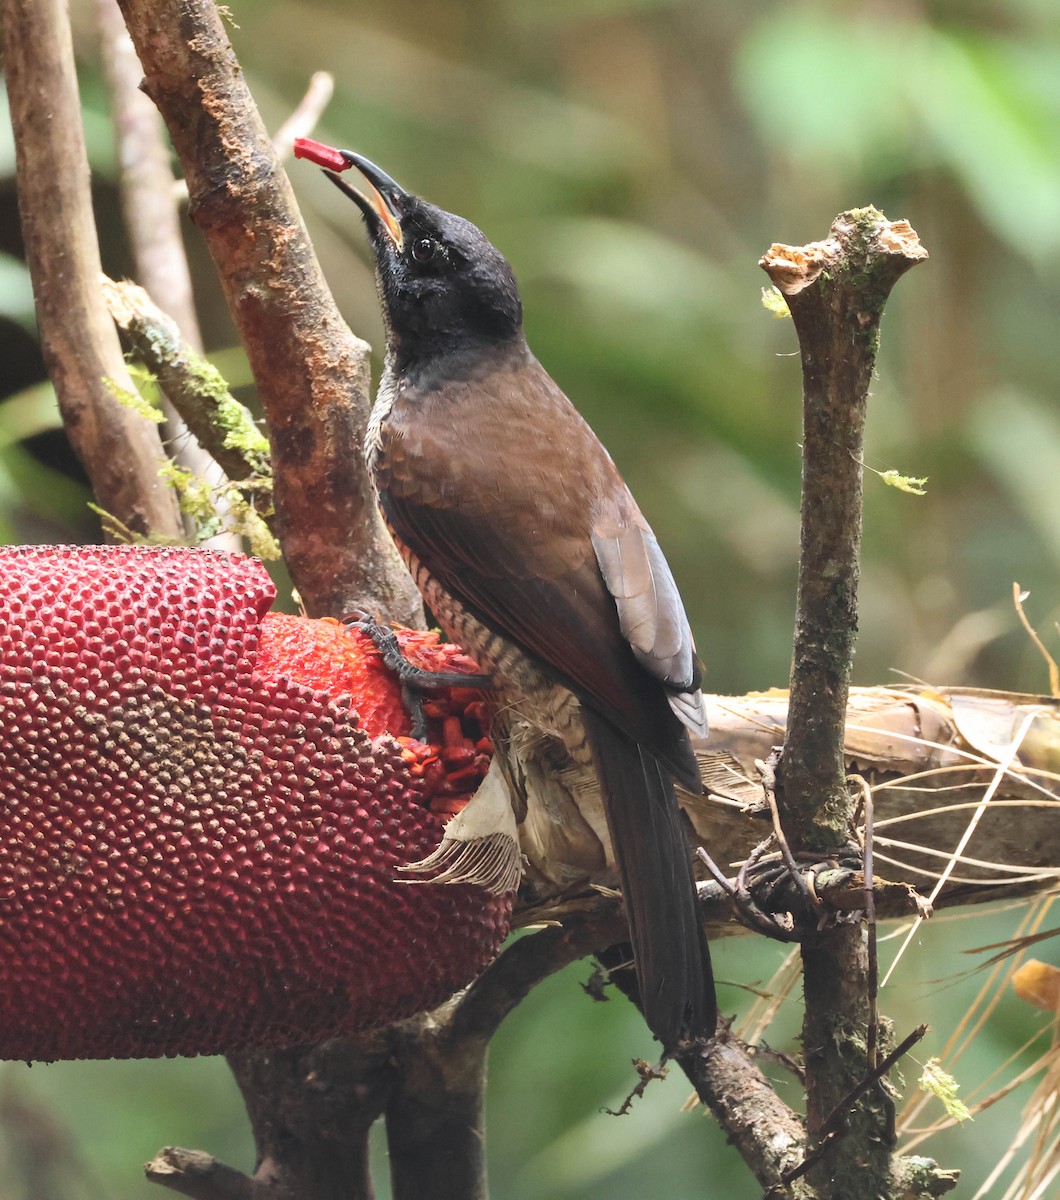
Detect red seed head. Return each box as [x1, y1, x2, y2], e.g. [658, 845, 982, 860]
[0, 545, 510, 1061]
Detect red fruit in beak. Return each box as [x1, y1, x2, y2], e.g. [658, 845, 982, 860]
[0, 545, 510, 1060]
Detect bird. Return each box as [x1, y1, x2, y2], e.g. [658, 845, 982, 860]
[296, 139, 716, 1049]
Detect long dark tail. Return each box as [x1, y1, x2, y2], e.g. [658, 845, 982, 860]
[582, 707, 716, 1048]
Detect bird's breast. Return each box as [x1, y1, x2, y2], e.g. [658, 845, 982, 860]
[394, 537, 586, 756]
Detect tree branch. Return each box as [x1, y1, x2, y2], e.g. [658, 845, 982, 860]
[225, 1034, 393, 1200]
[98, 0, 241, 552]
[114, 0, 421, 623]
[677, 1029, 808, 1193]
[3, 0, 183, 541]
[102, 276, 271, 490]
[384, 914, 629, 1200]
[145, 1148, 257, 1200]
[761, 212, 931, 1198]
[97, 0, 202, 350]
[761, 213, 927, 850]
[452, 901, 630, 1040]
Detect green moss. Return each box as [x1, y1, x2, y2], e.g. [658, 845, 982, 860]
[761, 285, 791, 319]
[102, 373, 163, 424]
[181, 356, 270, 470]
[158, 461, 279, 559]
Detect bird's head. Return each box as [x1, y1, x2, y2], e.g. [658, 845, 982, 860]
[296, 140, 523, 372]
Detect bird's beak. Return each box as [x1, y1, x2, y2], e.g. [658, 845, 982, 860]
[332, 159, 407, 251]
[294, 138, 406, 250]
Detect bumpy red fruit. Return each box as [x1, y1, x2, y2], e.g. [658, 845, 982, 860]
[0, 545, 510, 1061]
[255, 615, 493, 809]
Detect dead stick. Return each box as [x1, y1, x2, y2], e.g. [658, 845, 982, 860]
[144, 1148, 258, 1200]
[761, 211, 928, 1196]
[761, 214, 927, 848]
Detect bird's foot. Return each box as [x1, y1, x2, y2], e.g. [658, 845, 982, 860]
[342, 609, 493, 741]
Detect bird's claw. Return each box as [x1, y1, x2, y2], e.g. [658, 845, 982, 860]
[341, 609, 492, 740]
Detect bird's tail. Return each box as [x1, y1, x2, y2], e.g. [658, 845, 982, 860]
[582, 707, 716, 1048]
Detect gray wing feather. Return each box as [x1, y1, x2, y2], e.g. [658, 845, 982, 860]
[591, 524, 691, 683]
[592, 525, 708, 738]
[667, 688, 708, 739]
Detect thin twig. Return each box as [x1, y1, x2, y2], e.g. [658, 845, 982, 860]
[816, 1024, 929, 1142]
[696, 844, 740, 896]
[144, 1148, 257, 1200]
[761, 750, 813, 904]
[774, 1025, 929, 1194]
[853, 775, 879, 1070]
[603, 1058, 669, 1117]
[1012, 583, 1060, 698]
[272, 73, 336, 163]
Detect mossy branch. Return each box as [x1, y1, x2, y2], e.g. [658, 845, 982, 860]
[103, 277, 271, 486]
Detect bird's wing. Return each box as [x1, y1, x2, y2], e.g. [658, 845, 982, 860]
[590, 522, 707, 738]
[376, 362, 703, 780]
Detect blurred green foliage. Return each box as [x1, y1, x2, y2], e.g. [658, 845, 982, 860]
[0, 0, 1057, 1196]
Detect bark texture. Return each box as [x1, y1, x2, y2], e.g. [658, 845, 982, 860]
[3, 0, 183, 541]
[761, 212, 931, 1198]
[114, 0, 422, 623]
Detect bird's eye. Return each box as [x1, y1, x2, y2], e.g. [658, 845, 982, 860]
[411, 237, 437, 264]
